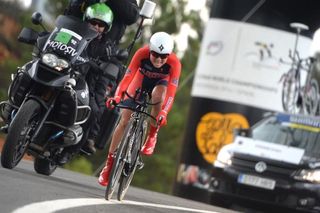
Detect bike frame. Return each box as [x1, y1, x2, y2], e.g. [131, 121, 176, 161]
[280, 23, 320, 115]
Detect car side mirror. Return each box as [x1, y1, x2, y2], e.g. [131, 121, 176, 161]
[233, 128, 252, 137]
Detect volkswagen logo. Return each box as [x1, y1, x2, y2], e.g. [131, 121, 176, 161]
[255, 161, 267, 173]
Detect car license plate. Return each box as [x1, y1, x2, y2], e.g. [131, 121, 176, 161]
[237, 174, 276, 190]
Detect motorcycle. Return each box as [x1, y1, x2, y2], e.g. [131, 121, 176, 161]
[0, 0, 156, 175]
[0, 12, 124, 175]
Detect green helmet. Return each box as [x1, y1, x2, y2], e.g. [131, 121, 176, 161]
[83, 3, 113, 31]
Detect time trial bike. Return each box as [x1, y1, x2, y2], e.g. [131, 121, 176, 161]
[105, 88, 159, 201]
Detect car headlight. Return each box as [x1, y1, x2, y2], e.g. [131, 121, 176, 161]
[294, 169, 320, 183]
[42, 53, 69, 71]
[214, 145, 233, 168]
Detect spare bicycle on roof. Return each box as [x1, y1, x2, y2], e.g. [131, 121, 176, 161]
[280, 22, 320, 115]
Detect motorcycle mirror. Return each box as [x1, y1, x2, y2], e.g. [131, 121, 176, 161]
[31, 12, 48, 32]
[139, 0, 156, 19]
[31, 12, 43, 25]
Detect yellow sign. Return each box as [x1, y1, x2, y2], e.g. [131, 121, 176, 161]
[196, 112, 249, 164]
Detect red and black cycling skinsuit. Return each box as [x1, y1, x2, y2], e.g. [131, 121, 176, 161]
[116, 45, 181, 113]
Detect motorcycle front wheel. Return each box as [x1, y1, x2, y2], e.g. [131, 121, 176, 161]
[1, 99, 40, 169]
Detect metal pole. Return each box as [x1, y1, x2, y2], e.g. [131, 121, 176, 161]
[126, 17, 145, 64]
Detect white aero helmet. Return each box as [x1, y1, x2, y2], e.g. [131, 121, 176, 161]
[149, 32, 174, 55]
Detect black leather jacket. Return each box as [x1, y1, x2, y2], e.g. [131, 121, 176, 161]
[64, 0, 139, 44]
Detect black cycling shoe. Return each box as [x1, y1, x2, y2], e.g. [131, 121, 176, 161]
[81, 139, 96, 155]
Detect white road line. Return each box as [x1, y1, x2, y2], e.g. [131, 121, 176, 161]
[12, 198, 221, 213]
[123, 200, 221, 213]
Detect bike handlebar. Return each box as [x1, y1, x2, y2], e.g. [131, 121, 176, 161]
[110, 89, 161, 123]
[279, 56, 311, 71]
[124, 90, 160, 106]
[115, 104, 158, 122]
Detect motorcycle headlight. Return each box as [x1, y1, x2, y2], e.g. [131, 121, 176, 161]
[42, 53, 69, 71]
[294, 169, 320, 183]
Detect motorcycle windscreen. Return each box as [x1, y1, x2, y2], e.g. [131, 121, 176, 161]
[42, 15, 98, 62]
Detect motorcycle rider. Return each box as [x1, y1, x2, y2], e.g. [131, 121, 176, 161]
[63, 0, 139, 155]
[98, 32, 182, 186]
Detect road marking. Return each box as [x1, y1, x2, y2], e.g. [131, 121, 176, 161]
[12, 198, 221, 213]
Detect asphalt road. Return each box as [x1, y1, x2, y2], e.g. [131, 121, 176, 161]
[0, 159, 239, 213]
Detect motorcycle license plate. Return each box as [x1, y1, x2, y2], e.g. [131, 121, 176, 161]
[237, 174, 276, 190]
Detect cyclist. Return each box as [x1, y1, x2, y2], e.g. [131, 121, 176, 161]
[64, 0, 139, 154]
[98, 32, 182, 186]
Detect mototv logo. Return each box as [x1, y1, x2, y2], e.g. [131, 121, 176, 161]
[196, 112, 249, 164]
[47, 41, 78, 56]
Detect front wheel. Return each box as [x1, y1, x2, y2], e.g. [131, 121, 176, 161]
[117, 128, 144, 201]
[105, 119, 136, 200]
[1, 100, 41, 169]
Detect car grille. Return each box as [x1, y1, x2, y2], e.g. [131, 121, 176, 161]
[231, 153, 298, 178]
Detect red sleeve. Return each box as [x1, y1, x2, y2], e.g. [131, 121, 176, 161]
[115, 46, 149, 97]
[162, 54, 182, 113]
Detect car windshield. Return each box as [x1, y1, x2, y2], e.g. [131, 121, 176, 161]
[252, 114, 320, 157]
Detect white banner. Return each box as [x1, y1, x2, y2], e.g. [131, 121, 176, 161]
[233, 136, 305, 165]
[192, 18, 312, 111]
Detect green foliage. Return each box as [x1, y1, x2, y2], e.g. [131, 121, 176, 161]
[0, 2, 35, 100]
[63, 156, 93, 175]
[44, 0, 68, 19]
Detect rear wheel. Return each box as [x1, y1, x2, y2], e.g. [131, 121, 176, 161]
[303, 79, 319, 115]
[34, 157, 58, 176]
[1, 100, 41, 169]
[282, 70, 300, 113]
[105, 119, 136, 200]
[117, 128, 143, 201]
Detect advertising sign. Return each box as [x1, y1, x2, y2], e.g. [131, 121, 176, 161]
[193, 18, 311, 111]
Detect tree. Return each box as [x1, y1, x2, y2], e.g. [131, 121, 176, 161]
[0, 1, 35, 100]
